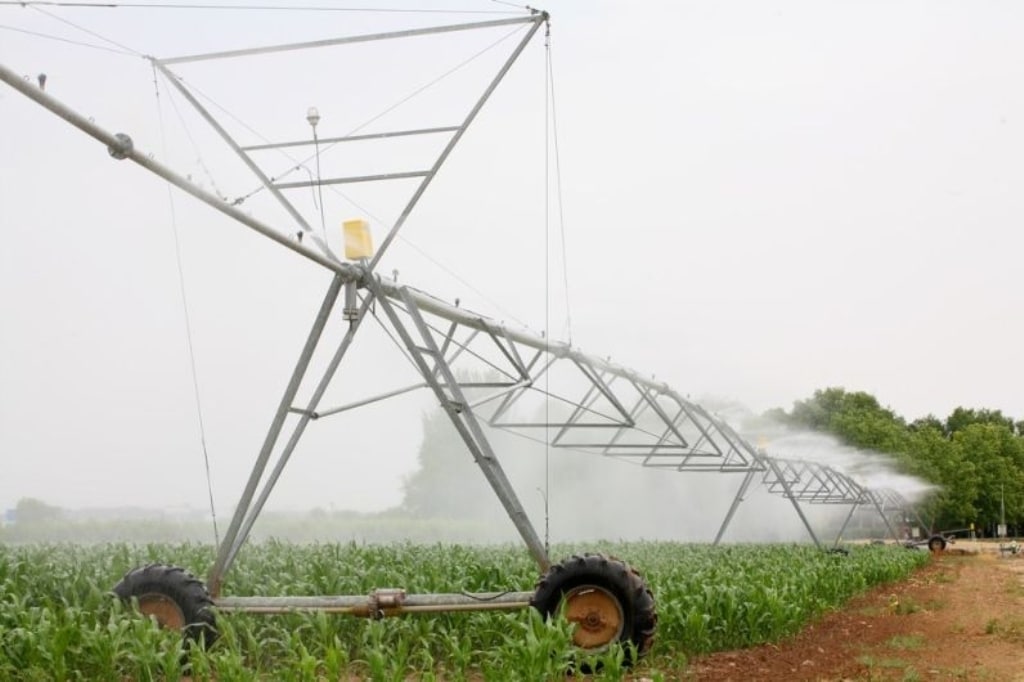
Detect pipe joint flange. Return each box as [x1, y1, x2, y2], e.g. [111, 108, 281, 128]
[107, 132, 133, 160]
[367, 588, 405, 619]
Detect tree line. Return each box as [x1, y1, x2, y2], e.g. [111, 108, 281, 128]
[766, 387, 1024, 535]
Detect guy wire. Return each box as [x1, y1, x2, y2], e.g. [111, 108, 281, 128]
[152, 63, 221, 547]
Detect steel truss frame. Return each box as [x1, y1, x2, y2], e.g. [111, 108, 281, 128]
[714, 454, 923, 548]
[1, 11, 921, 616]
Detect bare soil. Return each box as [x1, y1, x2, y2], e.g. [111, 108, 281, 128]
[684, 541, 1024, 681]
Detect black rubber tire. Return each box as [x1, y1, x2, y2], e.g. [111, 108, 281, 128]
[927, 535, 947, 552]
[530, 553, 656, 668]
[112, 564, 218, 647]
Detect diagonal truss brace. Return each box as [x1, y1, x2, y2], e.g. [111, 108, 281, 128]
[379, 287, 768, 472]
[370, 282, 550, 571]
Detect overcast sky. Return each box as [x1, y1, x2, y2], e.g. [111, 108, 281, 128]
[1, 1, 1022, 520]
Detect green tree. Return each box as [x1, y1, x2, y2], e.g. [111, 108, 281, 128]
[954, 422, 1024, 533]
[903, 426, 978, 529]
[787, 387, 907, 453]
[909, 415, 945, 433]
[787, 387, 853, 430]
[775, 389, 1024, 533]
[946, 407, 1015, 436]
[13, 497, 63, 524]
[401, 408, 483, 518]
[788, 388, 902, 434]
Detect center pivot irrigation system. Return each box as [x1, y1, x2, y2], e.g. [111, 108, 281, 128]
[1, 9, 938, 665]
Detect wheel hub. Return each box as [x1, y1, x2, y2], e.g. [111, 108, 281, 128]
[137, 593, 186, 631]
[563, 585, 625, 650]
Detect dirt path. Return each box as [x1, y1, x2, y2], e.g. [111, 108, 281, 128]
[686, 542, 1024, 681]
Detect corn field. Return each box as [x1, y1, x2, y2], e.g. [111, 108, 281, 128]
[0, 541, 928, 680]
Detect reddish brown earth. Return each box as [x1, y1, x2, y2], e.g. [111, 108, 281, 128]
[683, 542, 1024, 681]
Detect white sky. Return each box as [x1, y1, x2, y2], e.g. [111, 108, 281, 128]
[1, 0, 1022, 518]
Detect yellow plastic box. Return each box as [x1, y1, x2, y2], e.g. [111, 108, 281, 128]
[343, 219, 374, 260]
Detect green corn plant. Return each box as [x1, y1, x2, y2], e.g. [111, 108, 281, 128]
[0, 539, 927, 678]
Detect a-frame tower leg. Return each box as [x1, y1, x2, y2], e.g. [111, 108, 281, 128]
[714, 469, 757, 545]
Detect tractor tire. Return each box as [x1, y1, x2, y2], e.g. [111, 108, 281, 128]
[530, 553, 656, 668]
[113, 563, 217, 647]
[927, 535, 947, 552]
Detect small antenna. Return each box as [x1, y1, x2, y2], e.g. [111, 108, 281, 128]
[307, 106, 328, 244]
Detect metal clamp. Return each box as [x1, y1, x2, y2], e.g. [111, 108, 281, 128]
[367, 588, 406, 619]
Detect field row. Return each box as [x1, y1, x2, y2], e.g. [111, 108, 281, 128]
[0, 541, 929, 679]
